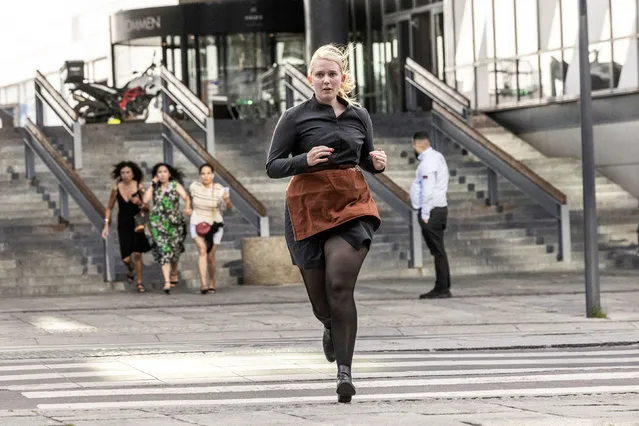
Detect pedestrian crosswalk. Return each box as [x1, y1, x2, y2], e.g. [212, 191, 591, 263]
[1, 347, 639, 410]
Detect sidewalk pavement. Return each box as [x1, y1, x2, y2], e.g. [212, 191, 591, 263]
[0, 270, 637, 355]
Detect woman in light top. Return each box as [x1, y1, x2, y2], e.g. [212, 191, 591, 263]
[188, 163, 232, 294]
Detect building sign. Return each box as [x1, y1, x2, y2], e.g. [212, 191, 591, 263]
[110, 1, 304, 44]
[111, 7, 183, 43]
[244, 6, 264, 27]
[126, 16, 162, 32]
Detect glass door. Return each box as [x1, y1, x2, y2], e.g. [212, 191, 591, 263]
[384, 19, 410, 113]
[432, 8, 445, 81]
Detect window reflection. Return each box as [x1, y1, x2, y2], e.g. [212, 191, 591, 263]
[516, 0, 538, 54]
[473, 0, 494, 60]
[224, 33, 268, 99]
[538, 0, 562, 50]
[590, 41, 617, 91]
[455, 66, 475, 105]
[199, 36, 220, 104]
[447, 0, 639, 108]
[540, 51, 566, 98]
[561, 0, 578, 46]
[493, 0, 516, 57]
[611, 0, 637, 38]
[517, 55, 541, 100]
[615, 38, 639, 89]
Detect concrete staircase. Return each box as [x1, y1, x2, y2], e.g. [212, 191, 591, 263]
[0, 127, 115, 296]
[38, 124, 250, 292]
[3, 109, 636, 296]
[469, 114, 639, 268]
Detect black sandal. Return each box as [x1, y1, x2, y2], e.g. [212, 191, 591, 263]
[126, 273, 135, 284]
[136, 282, 146, 293]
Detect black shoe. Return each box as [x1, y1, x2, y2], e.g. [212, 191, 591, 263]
[336, 365, 356, 403]
[419, 289, 452, 299]
[323, 327, 335, 363]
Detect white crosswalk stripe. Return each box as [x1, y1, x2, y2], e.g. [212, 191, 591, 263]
[0, 347, 637, 410]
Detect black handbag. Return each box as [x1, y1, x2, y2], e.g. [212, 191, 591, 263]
[134, 211, 148, 233]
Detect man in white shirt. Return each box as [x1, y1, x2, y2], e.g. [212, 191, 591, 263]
[410, 131, 451, 299]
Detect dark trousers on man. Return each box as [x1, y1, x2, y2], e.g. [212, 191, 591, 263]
[419, 207, 451, 291]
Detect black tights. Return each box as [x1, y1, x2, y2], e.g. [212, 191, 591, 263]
[300, 235, 369, 367]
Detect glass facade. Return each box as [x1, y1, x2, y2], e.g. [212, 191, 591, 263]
[443, 0, 639, 109]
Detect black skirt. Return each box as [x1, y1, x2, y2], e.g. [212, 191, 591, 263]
[284, 203, 375, 269]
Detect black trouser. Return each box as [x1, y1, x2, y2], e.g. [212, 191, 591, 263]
[419, 207, 451, 291]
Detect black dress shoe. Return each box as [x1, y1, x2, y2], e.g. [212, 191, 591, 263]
[419, 289, 452, 299]
[323, 327, 335, 363]
[336, 365, 356, 403]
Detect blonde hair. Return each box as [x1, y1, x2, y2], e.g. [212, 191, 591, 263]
[308, 44, 359, 106]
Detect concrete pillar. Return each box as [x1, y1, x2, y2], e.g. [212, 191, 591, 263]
[303, 0, 350, 61]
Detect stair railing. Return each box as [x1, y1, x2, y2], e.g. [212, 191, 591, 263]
[363, 173, 424, 269]
[34, 71, 84, 169]
[22, 119, 116, 282]
[282, 64, 313, 109]
[162, 112, 270, 237]
[405, 57, 572, 262]
[160, 66, 215, 155]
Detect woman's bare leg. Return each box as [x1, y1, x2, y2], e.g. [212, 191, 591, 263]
[207, 245, 217, 291]
[194, 237, 208, 291]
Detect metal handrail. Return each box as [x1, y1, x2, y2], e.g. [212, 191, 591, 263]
[405, 58, 571, 262]
[405, 57, 470, 119]
[162, 112, 270, 236]
[160, 66, 215, 154]
[363, 172, 424, 269]
[282, 64, 313, 108]
[22, 119, 115, 282]
[34, 70, 84, 169]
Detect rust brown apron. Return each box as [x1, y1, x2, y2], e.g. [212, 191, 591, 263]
[286, 166, 381, 241]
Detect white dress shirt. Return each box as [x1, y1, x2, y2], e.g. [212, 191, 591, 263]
[410, 147, 449, 222]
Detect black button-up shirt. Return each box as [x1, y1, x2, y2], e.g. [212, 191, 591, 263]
[266, 96, 383, 178]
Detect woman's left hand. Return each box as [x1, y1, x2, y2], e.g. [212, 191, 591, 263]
[184, 207, 193, 216]
[369, 149, 387, 171]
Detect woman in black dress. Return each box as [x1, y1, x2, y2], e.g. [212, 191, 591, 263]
[102, 161, 151, 293]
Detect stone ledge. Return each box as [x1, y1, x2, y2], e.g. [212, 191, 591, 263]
[241, 236, 301, 286]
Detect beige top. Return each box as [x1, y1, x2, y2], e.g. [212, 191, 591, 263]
[189, 181, 227, 224]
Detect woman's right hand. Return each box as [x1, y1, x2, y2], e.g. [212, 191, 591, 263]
[101, 225, 109, 240]
[306, 146, 334, 167]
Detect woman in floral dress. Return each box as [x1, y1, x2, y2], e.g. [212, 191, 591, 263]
[143, 163, 190, 294]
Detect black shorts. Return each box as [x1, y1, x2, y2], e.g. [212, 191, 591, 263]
[284, 204, 375, 269]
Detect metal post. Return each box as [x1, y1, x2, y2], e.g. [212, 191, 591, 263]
[35, 85, 44, 127]
[205, 116, 215, 156]
[59, 185, 69, 222]
[162, 79, 170, 115]
[558, 204, 572, 263]
[25, 145, 36, 179]
[410, 210, 424, 269]
[72, 120, 83, 170]
[578, 0, 600, 316]
[405, 69, 417, 111]
[285, 74, 294, 109]
[487, 169, 499, 206]
[163, 133, 174, 165]
[104, 233, 116, 282]
[259, 216, 270, 237]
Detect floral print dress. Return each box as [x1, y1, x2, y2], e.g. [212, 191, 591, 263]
[148, 181, 186, 265]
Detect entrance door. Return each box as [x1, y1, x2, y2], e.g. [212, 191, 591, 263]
[384, 20, 410, 113]
[410, 6, 445, 110]
[383, 4, 446, 112]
